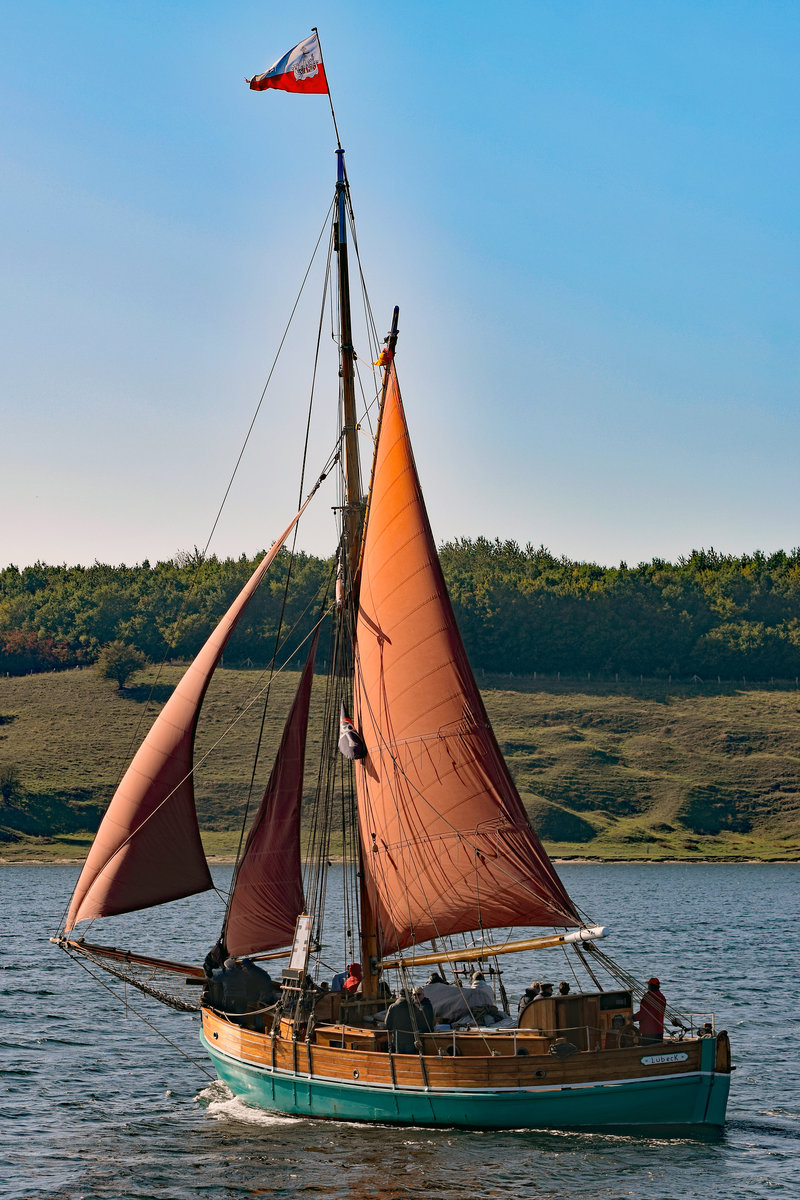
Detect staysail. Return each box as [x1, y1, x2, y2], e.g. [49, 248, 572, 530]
[223, 630, 319, 956]
[353, 367, 578, 953]
[66, 504, 313, 931]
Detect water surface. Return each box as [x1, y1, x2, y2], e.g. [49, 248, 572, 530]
[2, 862, 798, 1199]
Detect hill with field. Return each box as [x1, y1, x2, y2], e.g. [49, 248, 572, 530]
[1, 666, 798, 863]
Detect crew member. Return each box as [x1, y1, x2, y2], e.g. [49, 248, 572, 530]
[385, 990, 417, 1054]
[342, 962, 363, 995]
[466, 970, 504, 1024]
[412, 987, 435, 1032]
[518, 981, 541, 1020]
[634, 977, 666, 1044]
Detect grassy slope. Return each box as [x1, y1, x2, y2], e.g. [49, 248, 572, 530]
[1, 666, 799, 862]
[481, 673, 800, 861]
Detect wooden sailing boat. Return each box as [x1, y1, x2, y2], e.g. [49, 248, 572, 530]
[55, 42, 731, 1130]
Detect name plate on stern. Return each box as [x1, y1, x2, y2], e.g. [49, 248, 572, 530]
[640, 1051, 689, 1066]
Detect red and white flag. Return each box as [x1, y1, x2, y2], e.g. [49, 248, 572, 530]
[248, 32, 328, 94]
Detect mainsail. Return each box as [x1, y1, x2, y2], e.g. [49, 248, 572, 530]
[224, 630, 319, 956]
[66, 506, 312, 930]
[353, 367, 578, 952]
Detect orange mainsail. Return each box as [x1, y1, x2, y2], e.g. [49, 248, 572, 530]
[66, 505, 312, 930]
[354, 367, 578, 953]
[224, 631, 318, 956]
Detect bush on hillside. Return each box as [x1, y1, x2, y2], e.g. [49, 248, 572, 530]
[96, 641, 147, 690]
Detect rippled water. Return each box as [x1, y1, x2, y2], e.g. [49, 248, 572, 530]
[2, 862, 799, 1199]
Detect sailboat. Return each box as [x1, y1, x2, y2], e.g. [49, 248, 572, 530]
[54, 35, 731, 1130]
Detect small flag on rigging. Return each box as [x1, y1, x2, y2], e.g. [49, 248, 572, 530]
[247, 32, 328, 94]
[338, 703, 367, 761]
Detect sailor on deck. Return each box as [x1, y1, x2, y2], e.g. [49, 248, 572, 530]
[385, 990, 418, 1054]
[518, 981, 541, 1019]
[634, 977, 666, 1044]
[342, 962, 362, 995]
[466, 971, 504, 1024]
[412, 987, 435, 1032]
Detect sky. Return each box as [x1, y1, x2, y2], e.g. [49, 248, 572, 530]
[3, 1, 799, 570]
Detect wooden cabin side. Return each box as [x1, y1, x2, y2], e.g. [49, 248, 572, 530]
[518, 989, 635, 1050]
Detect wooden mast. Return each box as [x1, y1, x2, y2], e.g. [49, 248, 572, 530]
[334, 148, 364, 581]
[333, 147, 378, 996]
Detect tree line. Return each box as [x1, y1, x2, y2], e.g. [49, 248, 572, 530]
[2, 540, 800, 680]
[0, 550, 331, 676]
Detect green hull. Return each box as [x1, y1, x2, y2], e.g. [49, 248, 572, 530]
[202, 1033, 730, 1130]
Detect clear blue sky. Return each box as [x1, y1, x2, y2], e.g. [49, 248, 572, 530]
[3, 1, 798, 569]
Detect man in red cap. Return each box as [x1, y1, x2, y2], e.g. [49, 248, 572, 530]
[634, 977, 666, 1044]
[342, 962, 363, 996]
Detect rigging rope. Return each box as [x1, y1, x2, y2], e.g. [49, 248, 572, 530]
[54, 201, 336, 939]
[221, 556, 336, 939]
[202, 199, 335, 560]
[60, 600, 332, 943]
[60, 946, 215, 1080]
[221, 212, 339, 927]
[350, 636, 578, 936]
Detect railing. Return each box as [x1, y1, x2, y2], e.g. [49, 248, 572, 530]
[425, 1017, 717, 1058]
[666, 1012, 715, 1038]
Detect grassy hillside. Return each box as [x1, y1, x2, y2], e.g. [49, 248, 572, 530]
[1, 666, 799, 862]
[481, 673, 800, 860]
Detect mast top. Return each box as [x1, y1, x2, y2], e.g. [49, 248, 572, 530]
[311, 27, 342, 149]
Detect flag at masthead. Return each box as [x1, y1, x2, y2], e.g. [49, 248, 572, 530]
[247, 32, 328, 93]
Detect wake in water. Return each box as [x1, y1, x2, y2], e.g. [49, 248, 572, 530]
[197, 1080, 300, 1128]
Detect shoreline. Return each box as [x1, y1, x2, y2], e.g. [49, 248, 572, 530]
[2, 855, 797, 866]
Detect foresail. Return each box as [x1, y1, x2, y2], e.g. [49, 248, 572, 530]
[66, 505, 312, 931]
[354, 367, 578, 953]
[224, 630, 319, 956]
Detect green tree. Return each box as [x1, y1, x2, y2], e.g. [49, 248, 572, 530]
[0, 763, 20, 803]
[97, 641, 147, 689]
